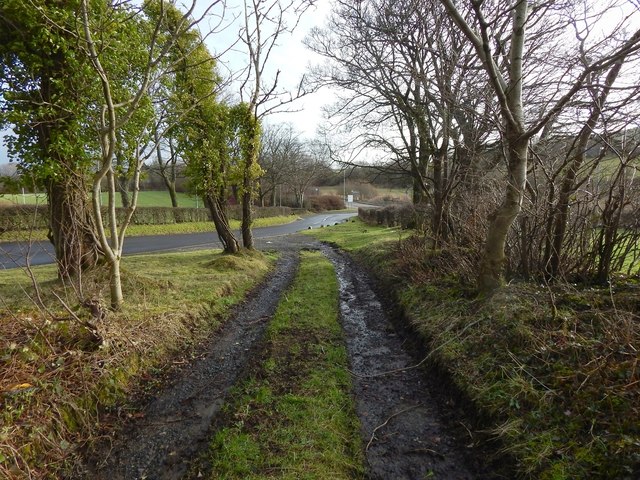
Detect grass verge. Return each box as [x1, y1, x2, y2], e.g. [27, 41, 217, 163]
[0, 215, 299, 243]
[0, 249, 274, 479]
[199, 251, 364, 480]
[308, 218, 640, 480]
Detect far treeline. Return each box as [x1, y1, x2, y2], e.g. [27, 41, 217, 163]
[307, 0, 640, 287]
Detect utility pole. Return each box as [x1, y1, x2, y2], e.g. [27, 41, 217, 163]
[343, 169, 346, 202]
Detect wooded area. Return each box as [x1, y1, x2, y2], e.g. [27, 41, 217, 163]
[4, 0, 637, 303]
[1, 1, 640, 479]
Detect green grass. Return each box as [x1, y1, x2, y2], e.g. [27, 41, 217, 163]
[304, 217, 405, 251]
[0, 191, 201, 208]
[202, 251, 365, 480]
[0, 249, 275, 478]
[0, 215, 299, 243]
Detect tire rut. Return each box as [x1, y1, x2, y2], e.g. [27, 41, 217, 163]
[81, 234, 499, 480]
[322, 244, 491, 480]
[82, 249, 301, 480]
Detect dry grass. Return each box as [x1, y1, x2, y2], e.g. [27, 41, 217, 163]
[0, 249, 274, 479]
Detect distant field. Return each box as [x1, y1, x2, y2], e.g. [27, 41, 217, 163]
[0, 193, 47, 205]
[0, 191, 202, 208]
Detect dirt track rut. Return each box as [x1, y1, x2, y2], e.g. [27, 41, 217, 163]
[323, 245, 488, 479]
[82, 235, 498, 479]
[83, 248, 300, 480]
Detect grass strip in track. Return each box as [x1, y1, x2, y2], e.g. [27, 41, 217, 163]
[203, 251, 364, 480]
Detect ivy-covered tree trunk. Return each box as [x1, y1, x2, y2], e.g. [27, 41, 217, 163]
[239, 107, 261, 251]
[241, 182, 254, 249]
[1, 0, 102, 278]
[47, 176, 101, 278]
[205, 192, 240, 254]
[117, 174, 131, 209]
[39, 56, 101, 279]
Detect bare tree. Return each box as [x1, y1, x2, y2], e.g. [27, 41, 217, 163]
[438, 0, 640, 290]
[287, 139, 328, 208]
[258, 123, 298, 206]
[306, 0, 493, 245]
[235, 0, 315, 248]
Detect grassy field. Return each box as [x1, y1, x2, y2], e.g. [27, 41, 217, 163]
[308, 219, 640, 480]
[305, 217, 405, 250]
[0, 188, 413, 207]
[201, 251, 364, 479]
[317, 185, 411, 202]
[0, 249, 275, 479]
[0, 215, 300, 243]
[0, 191, 201, 208]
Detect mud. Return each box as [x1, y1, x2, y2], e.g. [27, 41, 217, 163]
[81, 234, 502, 479]
[81, 246, 302, 480]
[323, 245, 498, 480]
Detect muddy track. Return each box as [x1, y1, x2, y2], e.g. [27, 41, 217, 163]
[82, 246, 303, 480]
[81, 234, 500, 479]
[323, 245, 496, 480]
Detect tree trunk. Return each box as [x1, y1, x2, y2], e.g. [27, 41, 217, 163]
[162, 176, 179, 208]
[432, 150, 444, 246]
[117, 173, 130, 209]
[545, 62, 622, 279]
[241, 187, 254, 249]
[109, 255, 123, 310]
[47, 176, 101, 279]
[478, 133, 528, 292]
[475, 0, 529, 292]
[241, 128, 259, 250]
[37, 45, 101, 279]
[205, 192, 240, 254]
[168, 184, 178, 208]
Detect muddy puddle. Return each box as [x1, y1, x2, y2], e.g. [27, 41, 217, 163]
[323, 245, 496, 480]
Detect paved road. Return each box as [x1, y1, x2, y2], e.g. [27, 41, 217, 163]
[0, 212, 357, 269]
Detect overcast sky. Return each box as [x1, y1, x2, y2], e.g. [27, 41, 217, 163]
[211, 0, 333, 136]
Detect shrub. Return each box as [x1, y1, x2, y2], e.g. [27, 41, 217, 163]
[309, 195, 345, 212]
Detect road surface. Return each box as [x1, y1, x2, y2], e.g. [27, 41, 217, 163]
[0, 212, 357, 269]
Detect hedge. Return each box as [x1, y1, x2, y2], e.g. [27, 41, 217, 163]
[358, 204, 418, 229]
